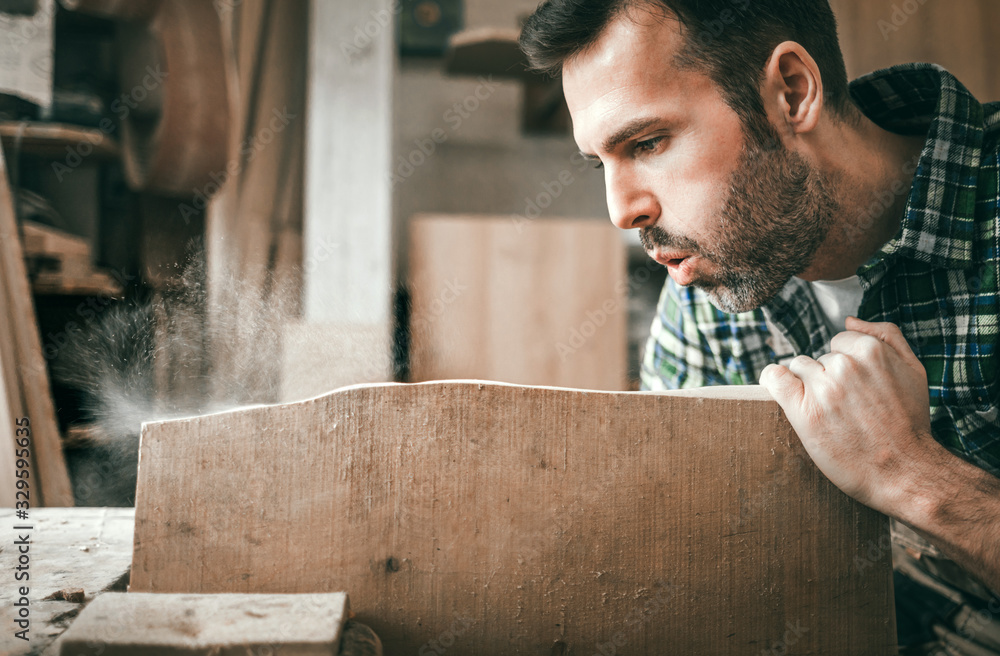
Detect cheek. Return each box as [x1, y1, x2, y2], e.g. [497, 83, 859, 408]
[645, 131, 741, 240]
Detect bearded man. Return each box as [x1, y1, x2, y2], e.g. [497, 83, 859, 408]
[520, 1, 1000, 653]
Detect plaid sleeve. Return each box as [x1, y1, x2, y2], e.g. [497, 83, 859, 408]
[640, 278, 778, 391]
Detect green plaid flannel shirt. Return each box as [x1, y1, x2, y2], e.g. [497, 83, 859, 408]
[640, 64, 1000, 476]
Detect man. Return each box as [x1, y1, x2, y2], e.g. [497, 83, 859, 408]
[520, 1, 1000, 653]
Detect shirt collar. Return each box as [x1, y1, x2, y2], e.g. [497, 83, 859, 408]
[850, 64, 985, 272]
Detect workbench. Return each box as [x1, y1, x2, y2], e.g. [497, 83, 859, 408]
[1, 508, 133, 656]
[0, 508, 379, 655]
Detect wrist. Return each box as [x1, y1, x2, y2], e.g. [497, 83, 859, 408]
[890, 436, 1000, 543]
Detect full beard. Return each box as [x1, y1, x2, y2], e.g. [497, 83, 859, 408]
[641, 129, 837, 314]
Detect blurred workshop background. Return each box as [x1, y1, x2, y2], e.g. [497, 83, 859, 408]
[0, 0, 997, 507]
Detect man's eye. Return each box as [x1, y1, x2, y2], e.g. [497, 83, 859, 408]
[593, 160, 604, 170]
[636, 136, 665, 152]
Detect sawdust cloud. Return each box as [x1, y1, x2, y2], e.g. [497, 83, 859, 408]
[51, 243, 325, 506]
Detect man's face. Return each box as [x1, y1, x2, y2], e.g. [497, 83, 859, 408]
[563, 8, 837, 313]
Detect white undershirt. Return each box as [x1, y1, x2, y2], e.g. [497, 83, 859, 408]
[809, 275, 864, 334]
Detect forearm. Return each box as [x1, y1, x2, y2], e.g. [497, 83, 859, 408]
[890, 439, 1000, 595]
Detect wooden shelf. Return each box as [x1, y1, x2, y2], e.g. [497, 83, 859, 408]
[22, 221, 124, 297]
[0, 120, 120, 160]
[444, 28, 535, 80]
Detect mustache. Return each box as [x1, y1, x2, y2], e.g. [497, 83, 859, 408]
[639, 225, 702, 255]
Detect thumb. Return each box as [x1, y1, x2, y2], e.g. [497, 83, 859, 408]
[759, 363, 805, 409]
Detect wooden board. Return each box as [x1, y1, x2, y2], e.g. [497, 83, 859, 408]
[0, 121, 120, 160]
[59, 592, 350, 656]
[830, 0, 1000, 102]
[131, 381, 895, 655]
[409, 215, 628, 391]
[0, 145, 73, 506]
[0, 306, 22, 507]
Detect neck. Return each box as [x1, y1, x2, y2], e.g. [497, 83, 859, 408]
[797, 112, 926, 282]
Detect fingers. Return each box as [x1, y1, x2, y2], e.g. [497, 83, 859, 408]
[759, 363, 805, 408]
[843, 317, 919, 364]
[787, 354, 824, 379]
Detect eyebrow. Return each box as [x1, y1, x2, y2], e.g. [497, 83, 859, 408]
[579, 117, 664, 160]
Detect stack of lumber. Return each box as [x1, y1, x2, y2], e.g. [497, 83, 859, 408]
[0, 145, 73, 506]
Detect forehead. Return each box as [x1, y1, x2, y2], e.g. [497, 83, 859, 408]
[562, 8, 718, 149]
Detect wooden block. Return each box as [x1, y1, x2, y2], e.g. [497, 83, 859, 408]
[131, 381, 895, 655]
[21, 221, 123, 297]
[409, 215, 628, 391]
[58, 593, 349, 656]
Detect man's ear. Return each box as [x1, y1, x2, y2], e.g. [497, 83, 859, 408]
[761, 41, 824, 135]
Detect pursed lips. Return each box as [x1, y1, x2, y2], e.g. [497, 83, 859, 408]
[650, 250, 698, 286]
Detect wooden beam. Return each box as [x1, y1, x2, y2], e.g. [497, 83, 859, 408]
[0, 144, 73, 506]
[132, 381, 895, 654]
[301, 0, 395, 380]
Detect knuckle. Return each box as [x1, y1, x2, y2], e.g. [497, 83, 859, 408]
[855, 336, 882, 357]
[883, 322, 903, 336]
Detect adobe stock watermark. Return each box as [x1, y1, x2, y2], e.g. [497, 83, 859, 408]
[877, 0, 931, 40]
[725, 450, 808, 527]
[591, 581, 680, 656]
[759, 620, 809, 656]
[410, 278, 468, 336]
[841, 154, 920, 245]
[212, 0, 244, 14]
[953, 594, 1000, 648]
[389, 76, 499, 187]
[853, 532, 892, 575]
[0, 0, 56, 49]
[512, 151, 594, 234]
[51, 65, 168, 182]
[690, 0, 751, 49]
[555, 259, 661, 363]
[417, 614, 475, 655]
[340, 0, 403, 62]
[178, 106, 296, 223]
[510, 464, 622, 566]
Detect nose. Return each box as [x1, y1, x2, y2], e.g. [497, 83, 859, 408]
[605, 164, 659, 231]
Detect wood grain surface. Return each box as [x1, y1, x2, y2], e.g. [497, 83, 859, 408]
[409, 215, 628, 391]
[132, 381, 895, 655]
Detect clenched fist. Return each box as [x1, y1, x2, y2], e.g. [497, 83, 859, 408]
[759, 316, 939, 514]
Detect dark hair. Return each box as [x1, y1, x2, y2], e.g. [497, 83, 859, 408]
[519, 0, 856, 130]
